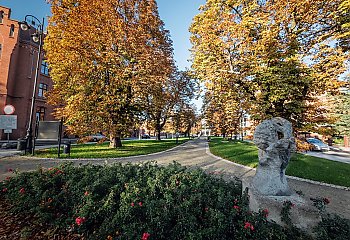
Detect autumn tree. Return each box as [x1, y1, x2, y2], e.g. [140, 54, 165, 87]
[143, 70, 197, 140]
[190, 0, 348, 132]
[45, 0, 174, 147]
[202, 73, 249, 137]
[169, 103, 197, 137]
[334, 0, 350, 51]
[178, 105, 197, 137]
[332, 85, 350, 136]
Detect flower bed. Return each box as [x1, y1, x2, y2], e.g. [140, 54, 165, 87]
[1, 163, 349, 239]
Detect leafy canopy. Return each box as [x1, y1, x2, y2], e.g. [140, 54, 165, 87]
[45, 0, 174, 146]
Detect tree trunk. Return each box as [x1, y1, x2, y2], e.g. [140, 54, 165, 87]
[185, 125, 191, 137]
[109, 132, 122, 148]
[156, 128, 161, 141]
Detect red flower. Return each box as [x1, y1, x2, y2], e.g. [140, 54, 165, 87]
[141, 232, 151, 240]
[131, 202, 135, 207]
[233, 205, 240, 210]
[8, 168, 13, 172]
[19, 188, 25, 194]
[5, 176, 11, 181]
[263, 208, 269, 217]
[204, 207, 209, 212]
[84, 191, 89, 196]
[54, 170, 63, 175]
[139, 201, 143, 207]
[75, 217, 86, 226]
[2, 188, 8, 192]
[244, 222, 254, 231]
[323, 198, 330, 204]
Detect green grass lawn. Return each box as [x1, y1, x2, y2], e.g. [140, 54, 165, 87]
[35, 138, 189, 159]
[209, 138, 350, 187]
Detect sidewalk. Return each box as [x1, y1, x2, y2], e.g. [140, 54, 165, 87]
[338, 146, 350, 153]
[0, 149, 21, 158]
[1, 138, 349, 219]
[304, 150, 350, 164]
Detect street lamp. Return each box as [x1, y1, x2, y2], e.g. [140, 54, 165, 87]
[19, 15, 45, 153]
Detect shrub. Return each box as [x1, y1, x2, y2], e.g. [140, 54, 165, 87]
[0, 162, 348, 239]
[314, 214, 350, 240]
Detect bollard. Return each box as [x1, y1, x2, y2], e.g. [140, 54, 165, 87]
[63, 142, 71, 154]
[17, 138, 27, 151]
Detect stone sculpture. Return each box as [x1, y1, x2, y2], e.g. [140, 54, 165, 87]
[252, 117, 296, 196]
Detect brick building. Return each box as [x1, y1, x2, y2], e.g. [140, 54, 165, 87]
[0, 6, 55, 140]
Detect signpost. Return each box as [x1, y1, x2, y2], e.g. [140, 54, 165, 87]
[3, 105, 15, 115]
[34, 120, 63, 157]
[0, 115, 17, 129]
[1, 105, 17, 143]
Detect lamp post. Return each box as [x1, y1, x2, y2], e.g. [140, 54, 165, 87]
[19, 15, 45, 153]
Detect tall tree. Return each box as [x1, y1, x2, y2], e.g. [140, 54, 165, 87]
[45, 0, 174, 147]
[190, 0, 348, 132]
[203, 88, 247, 138]
[143, 70, 197, 140]
[332, 86, 350, 136]
[334, 0, 350, 51]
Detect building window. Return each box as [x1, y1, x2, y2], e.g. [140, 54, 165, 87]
[0, 11, 4, 24]
[36, 107, 46, 121]
[0, 44, 2, 58]
[9, 24, 14, 37]
[38, 83, 48, 97]
[41, 60, 49, 75]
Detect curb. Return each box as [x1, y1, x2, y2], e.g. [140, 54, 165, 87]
[205, 144, 350, 191]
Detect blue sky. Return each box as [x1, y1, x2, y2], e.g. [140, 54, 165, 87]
[0, 0, 206, 70]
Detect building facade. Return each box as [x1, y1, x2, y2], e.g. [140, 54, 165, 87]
[0, 6, 55, 140]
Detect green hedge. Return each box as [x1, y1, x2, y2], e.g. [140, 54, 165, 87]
[1, 163, 349, 239]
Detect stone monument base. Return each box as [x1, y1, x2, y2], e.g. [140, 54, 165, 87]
[242, 177, 321, 232]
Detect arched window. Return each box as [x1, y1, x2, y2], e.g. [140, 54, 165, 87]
[9, 24, 14, 37]
[0, 11, 4, 24]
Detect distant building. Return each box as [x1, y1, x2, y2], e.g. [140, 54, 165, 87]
[0, 6, 55, 140]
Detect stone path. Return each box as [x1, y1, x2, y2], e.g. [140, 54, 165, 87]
[1, 138, 349, 219]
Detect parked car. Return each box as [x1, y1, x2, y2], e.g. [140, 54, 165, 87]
[306, 138, 330, 151]
[141, 134, 150, 139]
[89, 133, 107, 142]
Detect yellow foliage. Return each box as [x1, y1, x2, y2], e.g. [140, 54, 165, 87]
[190, 0, 347, 133]
[45, 0, 174, 140]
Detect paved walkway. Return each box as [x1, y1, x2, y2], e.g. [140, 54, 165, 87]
[1, 138, 349, 219]
[304, 150, 350, 164]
